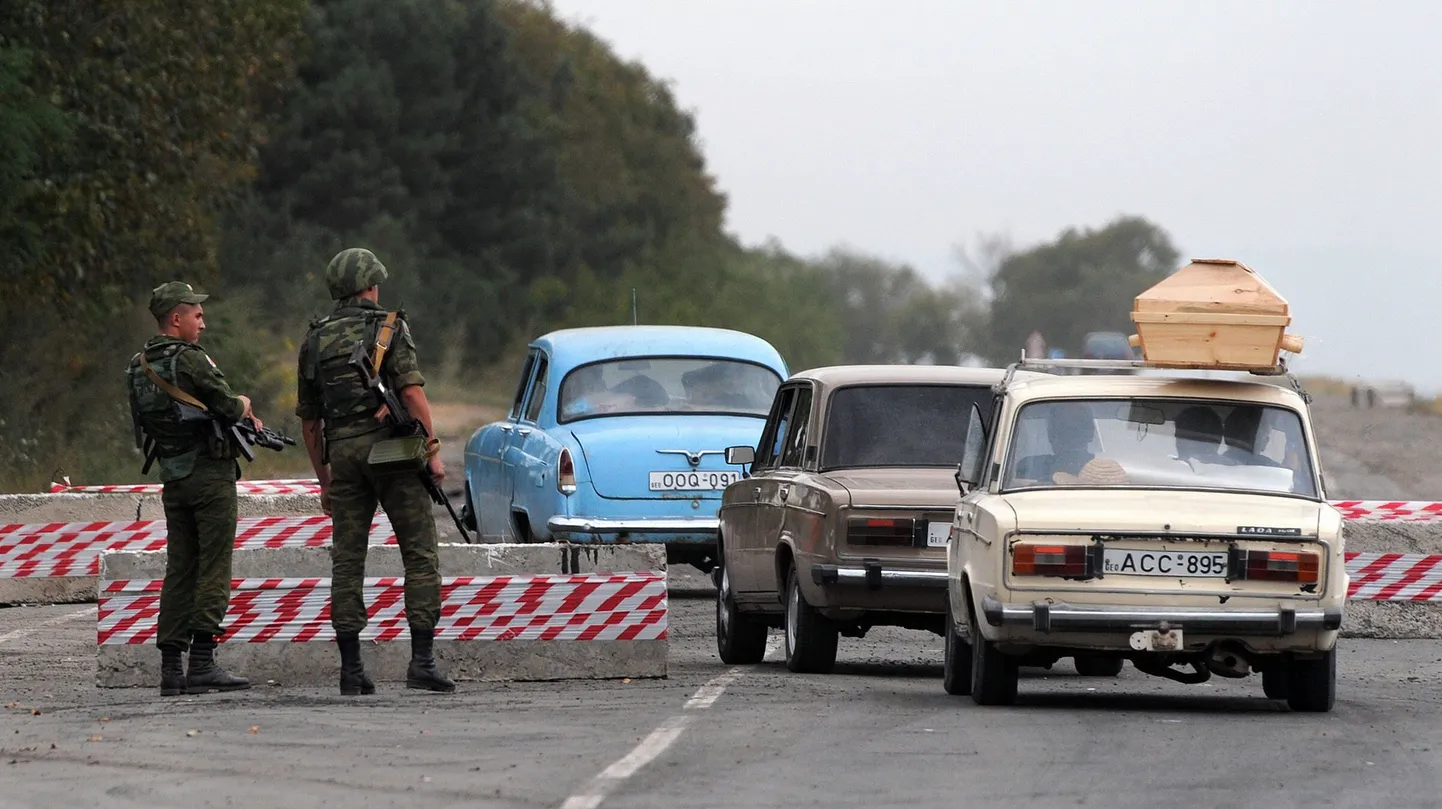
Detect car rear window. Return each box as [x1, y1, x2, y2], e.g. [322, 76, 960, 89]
[558, 357, 781, 422]
[820, 384, 993, 469]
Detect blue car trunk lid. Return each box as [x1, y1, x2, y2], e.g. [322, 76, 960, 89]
[568, 416, 764, 499]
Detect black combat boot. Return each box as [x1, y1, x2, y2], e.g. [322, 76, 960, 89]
[160, 643, 186, 697]
[336, 632, 375, 696]
[185, 633, 251, 693]
[405, 627, 455, 692]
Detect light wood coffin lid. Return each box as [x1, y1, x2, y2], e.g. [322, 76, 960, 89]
[1133, 258, 1289, 318]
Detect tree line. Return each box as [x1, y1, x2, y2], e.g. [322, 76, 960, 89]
[0, 0, 1180, 490]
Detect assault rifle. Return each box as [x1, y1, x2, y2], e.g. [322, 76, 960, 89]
[177, 403, 297, 463]
[347, 339, 471, 542]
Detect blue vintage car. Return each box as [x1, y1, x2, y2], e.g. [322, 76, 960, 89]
[461, 325, 789, 572]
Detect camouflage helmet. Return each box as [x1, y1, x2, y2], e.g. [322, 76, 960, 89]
[324, 248, 389, 299]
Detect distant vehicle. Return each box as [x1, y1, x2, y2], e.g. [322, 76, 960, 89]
[1080, 331, 1139, 375]
[1351, 380, 1416, 411]
[461, 325, 788, 573]
[714, 364, 1020, 673]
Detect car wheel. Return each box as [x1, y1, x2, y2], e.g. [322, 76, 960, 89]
[969, 600, 1018, 706]
[1285, 648, 1336, 712]
[783, 567, 838, 674]
[1262, 666, 1290, 700]
[1073, 655, 1124, 677]
[942, 597, 973, 696]
[716, 560, 767, 665]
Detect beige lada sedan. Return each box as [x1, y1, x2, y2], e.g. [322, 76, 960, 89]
[945, 359, 1346, 711]
[714, 365, 1017, 673]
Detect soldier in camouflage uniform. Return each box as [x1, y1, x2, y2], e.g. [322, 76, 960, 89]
[126, 282, 254, 696]
[295, 248, 454, 695]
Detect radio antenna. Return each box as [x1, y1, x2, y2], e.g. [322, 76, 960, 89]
[631, 288, 638, 325]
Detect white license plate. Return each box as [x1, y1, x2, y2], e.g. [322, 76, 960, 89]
[926, 521, 951, 548]
[1102, 548, 1228, 577]
[648, 470, 740, 491]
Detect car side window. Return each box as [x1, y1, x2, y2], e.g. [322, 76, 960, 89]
[779, 385, 813, 468]
[754, 386, 797, 471]
[509, 351, 538, 420]
[522, 354, 549, 423]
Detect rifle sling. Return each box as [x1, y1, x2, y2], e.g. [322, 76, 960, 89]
[371, 312, 399, 377]
[139, 351, 209, 412]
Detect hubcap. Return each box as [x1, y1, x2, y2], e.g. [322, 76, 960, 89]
[717, 567, 731, 637]
[785, 579, 798, 654]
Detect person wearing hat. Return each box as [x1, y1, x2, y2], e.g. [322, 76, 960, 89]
[125, 281, 256, 696]
[294, 248, 454, 695]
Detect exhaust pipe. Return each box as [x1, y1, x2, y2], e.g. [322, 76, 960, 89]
[1204, 644, 1253, 679]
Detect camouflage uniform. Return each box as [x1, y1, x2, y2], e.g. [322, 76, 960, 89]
[126, 281, 251, 696]
[296, 248, 453, 694]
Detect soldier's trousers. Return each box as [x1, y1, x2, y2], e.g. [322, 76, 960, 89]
[327, 429, 442, 635]
[157, 456, 240, 649]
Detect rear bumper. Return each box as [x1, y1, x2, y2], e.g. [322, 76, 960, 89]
[812, 563, 948, 589]
[546, 516, 718, 544]
[981, 594, 1343, 635]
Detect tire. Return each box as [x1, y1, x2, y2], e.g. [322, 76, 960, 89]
[715, 560, 767, 665]
[942, 599, 973, 696]
[1073, 655, 1124, 677]
[783, 568, 838, 674]
[969, 601, 1018, 705]
[1286, 648, 1336, 712]
[1262, 666, 1290, 700]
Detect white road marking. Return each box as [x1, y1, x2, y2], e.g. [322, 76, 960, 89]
[0, 606, 95, 646]
[559, 631, 781, 808]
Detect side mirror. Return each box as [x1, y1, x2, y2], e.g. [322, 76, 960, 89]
[725, 445, 755, 466]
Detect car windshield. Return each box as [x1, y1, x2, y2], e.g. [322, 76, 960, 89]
[558, 357, 781, 422]
[821, 384, 993, 469]
[1001, 398, 1318, 498]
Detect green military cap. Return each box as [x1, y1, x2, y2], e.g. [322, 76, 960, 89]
[325, 247, 389, 299]
[149, 281, 209, 317]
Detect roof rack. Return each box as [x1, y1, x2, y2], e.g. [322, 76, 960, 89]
[996, 353, 1310, 402]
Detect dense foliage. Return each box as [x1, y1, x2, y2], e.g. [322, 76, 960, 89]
[0, 0, 1179, 490]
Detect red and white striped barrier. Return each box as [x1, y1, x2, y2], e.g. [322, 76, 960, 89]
[1346, 552, 1442, 601]
[0, 516, 395, 579]
[48, 478, 321, 496]
[98, 572, 668, 645]
[1330, 501, 1442, 522]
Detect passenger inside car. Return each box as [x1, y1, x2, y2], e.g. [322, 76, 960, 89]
[1222, 406, 1283, 467]
[1012, 403, 1098, 481]
[1174, 405, 1232, 465]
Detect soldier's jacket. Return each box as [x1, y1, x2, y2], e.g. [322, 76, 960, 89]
[295, 296, 425, 441]
[126, 336, 247, 482]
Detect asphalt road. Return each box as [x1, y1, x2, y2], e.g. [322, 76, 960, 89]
[3, 394, 1440, 807]
[3, 584, 1442, 809]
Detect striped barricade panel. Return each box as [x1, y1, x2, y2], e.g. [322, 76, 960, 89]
[48, 479, 322, 495]
[97, 573, 669, 645]
[0, 515, 396, 579]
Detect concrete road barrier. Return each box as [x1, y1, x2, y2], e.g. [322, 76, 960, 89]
[1341, 517, 1442, 638]
[0, 492, 371, 606]
[97, 543, 667, 686]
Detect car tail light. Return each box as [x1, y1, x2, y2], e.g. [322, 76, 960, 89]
[847, 517, 914, 547]
[1234, 549, 1319, 583]
[557, 448, 576, 494]
[1012, 543, 1093, 578]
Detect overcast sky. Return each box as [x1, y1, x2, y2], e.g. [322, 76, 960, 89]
[548, 1, 1442, 390]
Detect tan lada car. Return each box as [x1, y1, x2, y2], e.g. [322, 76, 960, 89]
[944, 358, 1346, 711]
[713, 365, 1023, 673]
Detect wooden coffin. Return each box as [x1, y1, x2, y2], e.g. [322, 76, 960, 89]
[1128, 258, 1303, 370]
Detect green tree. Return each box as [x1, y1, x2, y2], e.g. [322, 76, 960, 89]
[983, 215, 1180, 362]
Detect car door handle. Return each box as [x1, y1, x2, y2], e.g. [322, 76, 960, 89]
[516, 427, 531, 437]
[499, 424, 513, 433]
[752, 487, 762, 500]
[780, 487, 789, 501]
